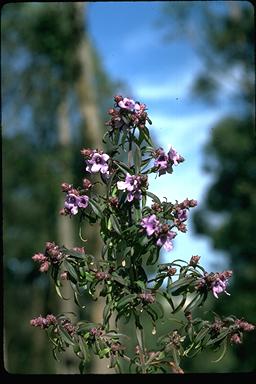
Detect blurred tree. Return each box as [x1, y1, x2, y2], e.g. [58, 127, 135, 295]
[2, 2, 122, 373]
[161, 1, 255, 372]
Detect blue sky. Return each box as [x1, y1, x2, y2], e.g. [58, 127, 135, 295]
[87, 1, 234, 271]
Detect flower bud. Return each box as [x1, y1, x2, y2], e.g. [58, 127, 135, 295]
[82, 178, 92, 190]
[167, 267, 177, 276]
[80, 148, 93, 158]
[39, 261, 50, 272]
[190, 255, 201, 266]
[114, 95, 123, 103]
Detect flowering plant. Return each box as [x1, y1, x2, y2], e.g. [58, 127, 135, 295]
[31, 95, 254, 373]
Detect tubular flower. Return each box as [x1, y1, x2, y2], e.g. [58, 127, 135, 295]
[64, 193, 89, 216]
[211, 278, 230, 299]
[156, 230, 176, 252]
[118, 97, 141, 112]
[117, 173, 142, 202]
[140, 214, 161, 236]
[168, 146, 183, 166]
[86, 151, 110, 174]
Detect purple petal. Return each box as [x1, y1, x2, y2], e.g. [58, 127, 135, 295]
[91, 163, 102, 173]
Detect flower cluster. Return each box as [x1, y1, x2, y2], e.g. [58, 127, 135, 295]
[32, 242, 64, 272]
[30, 314, 76, 336]
[154, 147, 184, 176]
[60, 183, 89, 216]
[30, 314, 57, 329]
[29, 95, 255, 374]
[140, 214, 177, 252]
[196, 270, 233, 299]
[138, 292, 155, 304]
[81, 148, 110, 175]
[117, 173, 147, 202]
[105, 95, 150, 131]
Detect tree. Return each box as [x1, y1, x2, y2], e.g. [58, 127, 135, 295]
[2, 2, 120, 373]
[161, 1, 255, 372]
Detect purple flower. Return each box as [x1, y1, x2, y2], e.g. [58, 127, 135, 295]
[154, 148, 169, 175]
[156, 231, 176, 252]
[211, 278, 230, 299]
[64, 193, 89, 215]
[118, 97, 140, 112]
[117, 173, 142, 202]
[168, 147, 182, 166]
[177, 209, 187, 221]
[141, 214, 160, 236]
[86, 151, 110, 174]
[65, 193, 79, 215]
[77, 195, 89, 209]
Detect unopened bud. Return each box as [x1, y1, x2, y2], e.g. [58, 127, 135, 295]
[82, 178, 92, 190]
[167, 267, 177, 276]
[190, 255, 200, 266]
[80, 148, 93, 158]
[114, 95, 123, 103]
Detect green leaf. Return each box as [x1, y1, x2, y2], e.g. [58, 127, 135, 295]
[141, 126, 153, 146]
[194, 326, 210, 344]
[168, 276, 194, 295]
[103, 301, 113, 327]
[161, 292, 175, 311]
[205, 329, 230, 346]
[146, 247, 160, 265]
[98, 347, 111, 358]
[109, 214, 122, 235]
[59, 327, 75, 346]
[78, 336, 88, 360]
[116, 293, 137, 310]
[146, 191, 161, 204]
[114, 160, 132, 175]
[172, 294, 187, 314]
[62, 247, 86, 259]
[184, 293, 203, 312]
[63, 261, 79, 282]
[135, 280, 146, 290]
[152, 277, 165, 290]
[89, 199, 103, 218]
[55, 284, 68, 300]
[133, 143, 141, 173]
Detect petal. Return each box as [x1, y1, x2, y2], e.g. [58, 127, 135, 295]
[100, 165, 109, 174]
[91, 163, 102, 173]
[127, 193, 134, 202]
[102, 153, 109, 161]
[117, 181, 126, 190]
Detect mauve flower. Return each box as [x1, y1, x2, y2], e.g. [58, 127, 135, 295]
[64, 193, 79, 215]
[77, 195, 89, 209]
[141, 214, 160, 236]
[117, 174, 137, 192]
[156, 231, 176, 252]
[86, 151, 110, 174]
[230, 333, 242, 344]
[177, 209, 188, 221]
[39, 261, 50, 273]
[118, 97, 140, 112]
[64, 193, 89, 215]
[168, 147, 182, 166]
[154, 148, 169, 175]
[32, 253, 46, 263]
[211, 278, 230, 299]
[117, 174, 142, 202]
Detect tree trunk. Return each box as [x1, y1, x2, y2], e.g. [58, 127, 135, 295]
[73, 2, 115, 374]
[56, 85, 78, 374]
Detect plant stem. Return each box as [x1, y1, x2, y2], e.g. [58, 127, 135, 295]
[127, 129, 133, 227]
[136, 327, 147, 373]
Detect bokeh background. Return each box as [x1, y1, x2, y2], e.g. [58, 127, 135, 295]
[2, 1, 255, 374]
